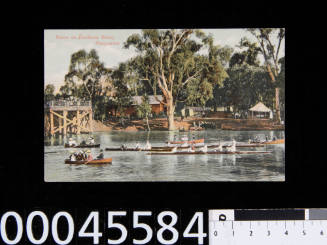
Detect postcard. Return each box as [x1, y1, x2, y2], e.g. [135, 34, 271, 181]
[44, 29, 285, 182]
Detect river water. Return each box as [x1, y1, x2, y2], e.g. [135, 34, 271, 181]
[44, 130, 285, 182]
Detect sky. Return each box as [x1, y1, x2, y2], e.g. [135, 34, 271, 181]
[44, 29, 285, 92]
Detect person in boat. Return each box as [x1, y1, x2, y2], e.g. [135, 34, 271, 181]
[265, 135, 269, 142]
[96, 149, 104, 160]
[135, 142, 140, 150]
[81, 150, 87, 160]
[215, 144, 223, 152]
[69, 151, 76, 161]
[145, 140, 151, 150]
[68, 138, 77, 146]
[80, 140, 87, 146]
[171, 147, 177, 153]
[86, 150, 93, 161]
[188, 144, 195, 152]
[200, 145, 207, 153]
[273, 136, 277, 141]
[230, 139, 236, 152]
[88, 136, 95, 145]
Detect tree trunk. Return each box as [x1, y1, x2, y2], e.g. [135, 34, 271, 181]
[266, 64, 281, 124]
[275, 87, 281, 123]
[166, 96, 175, 131]
[146, 116, 150, 131]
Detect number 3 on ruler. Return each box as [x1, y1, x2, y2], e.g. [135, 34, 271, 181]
[183, 212, 207, 244]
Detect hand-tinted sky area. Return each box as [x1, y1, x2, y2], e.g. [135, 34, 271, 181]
[44, 29, 285, 91]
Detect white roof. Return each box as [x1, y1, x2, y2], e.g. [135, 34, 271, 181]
[249, 102, 272, 112]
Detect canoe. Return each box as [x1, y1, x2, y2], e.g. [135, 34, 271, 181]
[167, 138, 204, 145]
[147, 151, 271, 155]
[64, 143, 100, 148]
[64, 157, 112, 165]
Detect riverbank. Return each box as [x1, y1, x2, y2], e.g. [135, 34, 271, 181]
[91, 117, 284, 132]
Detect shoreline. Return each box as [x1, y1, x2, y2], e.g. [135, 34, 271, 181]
[91, 117, 285, 132]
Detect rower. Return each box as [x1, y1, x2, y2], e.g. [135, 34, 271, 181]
[81, 140, 87, 146]
[230, 139, 236, 152]
[68, 138, 77, 146]
[188, 144, 195, 152]
[216, 144, 223, 152]
[69, 151, 76, 161]
[86, 150, 93, 161]
[88, 136, 95, 145]
[96, 149, 104, 160]
[135, 142, 140, 150]
[145, 140, 151, 150]
[81, 150, 87, 160]
[171, 147, 177, 153]
[200, 145, 207, 153]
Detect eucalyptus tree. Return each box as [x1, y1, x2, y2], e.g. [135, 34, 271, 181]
[64, 49, 111, 105]
[124, 29, 228, 130]
[44, 84, 55, 102]
[243, 28, 285, 123]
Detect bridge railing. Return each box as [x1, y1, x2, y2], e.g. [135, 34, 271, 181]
[45, 100, 92, 108]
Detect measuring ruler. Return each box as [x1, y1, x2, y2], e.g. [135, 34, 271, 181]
[209, 209, 327, 245]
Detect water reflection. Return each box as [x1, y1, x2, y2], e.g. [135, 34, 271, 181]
[44, 130, 285, 182]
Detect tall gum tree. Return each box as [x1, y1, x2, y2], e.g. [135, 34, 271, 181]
[124, 29, 228, 130]
[64, 49, 111, 105]
[244, 28, 285, 123]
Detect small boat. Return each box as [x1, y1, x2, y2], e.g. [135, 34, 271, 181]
[250, 138, 285, 145]
[261, 139, 285, 145]
[64, 143, 100, 148]
[147, 151, 271, 155]
[64, 157, 112, 165]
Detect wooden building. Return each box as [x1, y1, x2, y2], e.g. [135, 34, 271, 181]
[109, 95, 165, 117]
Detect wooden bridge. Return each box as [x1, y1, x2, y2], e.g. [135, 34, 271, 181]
[44, 100, 93, 136]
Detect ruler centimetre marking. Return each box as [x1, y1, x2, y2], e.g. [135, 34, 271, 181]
[209, 209, 327, 245]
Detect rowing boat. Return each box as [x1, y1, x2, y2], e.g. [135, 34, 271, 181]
[261, 139, 285, 145]
[147, 151, 271, 155]
[64, 157, 112, 164]
[249, 139, 285, 145]
[105, 143, 264, 152]
[64, 143, 101, 148]
[105, 147, 144, 151]
[167, 138, 204, 145]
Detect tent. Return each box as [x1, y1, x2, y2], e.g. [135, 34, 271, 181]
[249, 102, 273, 119]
